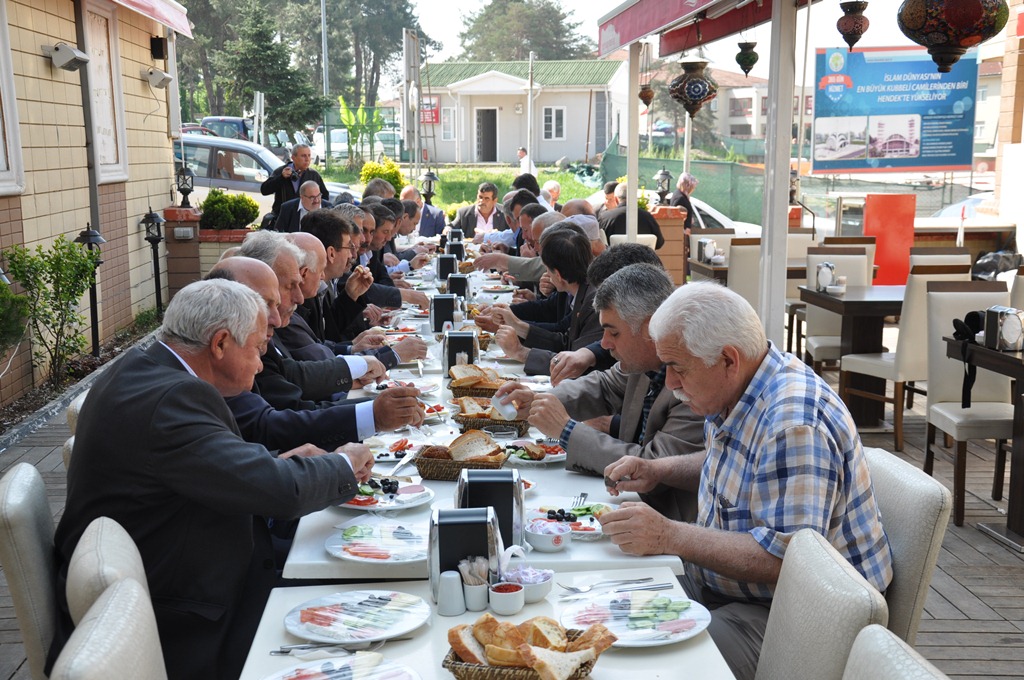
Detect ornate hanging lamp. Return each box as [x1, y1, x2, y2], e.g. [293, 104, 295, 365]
[897, 0, 1009, 73]
[837, 2, 870, 50]
[735, 42, 759, 76]
[669, 58, 718, 119]
[637, 42, 654, 106]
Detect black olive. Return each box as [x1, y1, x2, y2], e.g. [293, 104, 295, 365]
[547, 510, 557, 519]
[566, 513, 577, 522]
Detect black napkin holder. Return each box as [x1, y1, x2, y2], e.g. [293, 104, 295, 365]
[456, 469, 524, 551]
[429, 507, 503, 602]
[430, 294, 458, 333]
[449, 228, 465, 243]
[447, 273, 470, 299]
[437, 254, 458, 279]
[446, 241, 466, 261]
[444, 331, 478, 371]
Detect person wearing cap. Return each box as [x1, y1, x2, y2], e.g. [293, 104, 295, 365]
[517, 146, 538, 176]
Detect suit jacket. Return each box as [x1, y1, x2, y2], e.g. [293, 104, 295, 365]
[271, 197, 303, 232]
[418, 203, 447, 237]
[260, 165, 328, 215]
[255, 337, 354, 411]
[598, 205, 666, 249]
[523, 283, 603, 375]
[553, 363, 704, 522]
[668, 190, 695, 230]
[275, 313, 337, 361]
[50, 343, 358, 679]
[226, 386, 359, 452]
[506, 255, 546, 285]
[454, 205, 508, 238]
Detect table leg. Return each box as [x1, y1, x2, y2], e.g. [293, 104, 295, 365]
[979, 388, 1024, 552]
[840, 314, 886, 426]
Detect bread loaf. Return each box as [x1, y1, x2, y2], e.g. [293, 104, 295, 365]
[449, 430, 502, 462]
[565, 623, 616, 655]
[419, 445, 451, 460]
[471, 612, 502, 647]
[448, 624, 488, 665]
[518, 616, 568, 652]
[516, 645, 597, 680]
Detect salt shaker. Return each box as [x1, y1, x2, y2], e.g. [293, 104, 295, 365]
[436, 570, 467, 616]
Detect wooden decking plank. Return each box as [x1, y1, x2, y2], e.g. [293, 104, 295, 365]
[928, 568, 1004, 619]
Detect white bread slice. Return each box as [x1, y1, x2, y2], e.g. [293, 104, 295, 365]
[517, 645, 596, 680]
[449, 365, 486, 387]
[518, 617, 568, 652]
[448, 624, 488, 665]
[449, 430, 501, 462]
[457, 397, 492, 417]
[472, 612, 502, 646]
[566, 623, 617, 655]
[485, 643, 528, 667]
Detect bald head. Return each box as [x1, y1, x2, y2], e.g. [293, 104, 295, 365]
[560, 199, 596, 217]
[206, 256, 282, 346]
[286, 232, 327, 300]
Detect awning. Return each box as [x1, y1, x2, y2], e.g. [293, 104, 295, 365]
[111, 0, 192, 38]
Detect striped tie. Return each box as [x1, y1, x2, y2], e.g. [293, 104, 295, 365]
[636, 367, 667, 444]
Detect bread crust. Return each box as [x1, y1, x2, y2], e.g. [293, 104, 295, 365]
[448, 624, 488, 665]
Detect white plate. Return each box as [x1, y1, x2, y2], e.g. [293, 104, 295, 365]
[559, 592, 712, 647]
[284, 590, 431, 644]
[376, 380, 439, 394]
[479, 285, 517, 293]
[526, 501, 618, 540]
[340, 485, 435, 512]
[504, 441, 567, 465]
[259, 658, 420, 680]
[522, 479, 537, 495]
[325, 516, 428, 564]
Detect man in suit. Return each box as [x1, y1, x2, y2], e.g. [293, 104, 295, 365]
[271, 180, 325, 232]
[478, 189, 540, 254]
[49, 278, 375, 680]
[496, 264, 704, 523]
[401, 185, 446, 237]
[453, 181, 508, 238]
[260, 144, 328, 215]
[599, 182, 665, 249]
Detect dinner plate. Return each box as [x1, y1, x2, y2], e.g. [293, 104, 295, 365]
[259, 657, 421, 680]
[284, 590, 431, 643]
[526, 501, 618, 540]
[340, 485, 435, 512]
[559, 591, 712, 648]
[479, 285, 517, 293]
[504, 441, 567, 465]
[376, 380, 439, 394]
[325, 516, 428, 564]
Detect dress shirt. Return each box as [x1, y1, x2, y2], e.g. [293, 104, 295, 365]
[475, 209, 499, 234]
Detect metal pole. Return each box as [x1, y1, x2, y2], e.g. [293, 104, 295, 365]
[87, 246, 100, 357]
[684, 114, 692, 174]
[627, 42, 641, 242]
[528, 51, 535, 163]
[794, 0, 813, 201]
[321, 0, 329, 171]
[149, 239, 163, 318]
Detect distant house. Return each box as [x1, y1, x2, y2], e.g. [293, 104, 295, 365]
[418, 60, 627, 165]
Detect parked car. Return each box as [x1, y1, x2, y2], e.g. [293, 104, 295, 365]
[311, 126, 386, 165]
[931, 192, 994, 219]
[175, 135, 351, 217]
[200, 116, 254, 141]
[586, 189, 762, 236]
[264, 129, 292, 163]
[181, 123, 218, 136]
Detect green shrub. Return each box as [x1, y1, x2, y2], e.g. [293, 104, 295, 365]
[199, 188, 258, 229]
[0, 280, 29, 359]
[360, 157, 406, 193]
[444, 201, 473, 223]
[228, 194, 260, 228]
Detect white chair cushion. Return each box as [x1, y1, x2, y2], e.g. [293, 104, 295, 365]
[51, 578, 167, 680]
[928, 402, 1015, 441]
[66, 390, 89, 435]
[843, 624, 949, 679]
[841, 353, 898, 381]
[62, 435, 75, 472]
[66, 517, 150, 625]
[805, 335, 842, 361]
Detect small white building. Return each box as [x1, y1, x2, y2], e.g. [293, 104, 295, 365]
[418, 60, 628, 165]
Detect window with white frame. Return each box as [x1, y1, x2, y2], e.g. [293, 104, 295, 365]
[978, 86, 988, 102]
[85, 0, 129, 183]
[975, 122, 986, 137]
[0, 0, 24, 195]
[543, 107, 565, 140]
[441, 107, 455, 141]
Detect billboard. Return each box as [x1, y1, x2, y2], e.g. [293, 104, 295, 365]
[419, 96, 439, 125]
[812, 47, 978, 174]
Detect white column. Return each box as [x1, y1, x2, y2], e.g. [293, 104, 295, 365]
[627, 42, 641, 241]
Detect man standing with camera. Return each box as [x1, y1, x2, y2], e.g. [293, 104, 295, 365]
[261, 144, 329, 215]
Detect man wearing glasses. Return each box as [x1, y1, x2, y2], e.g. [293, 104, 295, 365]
[271, 181, 325, 232]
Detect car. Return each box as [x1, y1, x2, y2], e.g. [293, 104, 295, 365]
[200, 116, 253, 141]
[175, 135, 351, 216]
[931, 192, 994, 219]
[181, 123, 218, 136]
[264, 129, 292, 163]
[311, 126, 387, 165]
[586, 189, 763, 236]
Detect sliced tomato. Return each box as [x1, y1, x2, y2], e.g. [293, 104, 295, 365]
[347, 495, 378, 507]
[389, 438, 410, 452]
[343, 542, 391, 559]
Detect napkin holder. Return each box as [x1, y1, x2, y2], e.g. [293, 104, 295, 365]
[430, 294, 458, 333]
[446, 241, 466, 261]
[447, 273, 471, 299]
[449, 228, 465, 243]
[444, 330, 479, 371]
[456, 469, 524, 551]
[437, 254, 458, 280]
[429, 507, 503, 602]
[697, 238, 717, 264]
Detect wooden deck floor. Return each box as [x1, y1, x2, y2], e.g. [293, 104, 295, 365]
[0, 375, 1022, 678]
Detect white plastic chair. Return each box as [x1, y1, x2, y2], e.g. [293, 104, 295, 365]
[726, 238, 761, 310]
[843, 624, 950, 680]
[608, 233, 658, 250]
[909, 246, 971, 268]
[804, 247, 870, 374]
[66, 516, 151, 625]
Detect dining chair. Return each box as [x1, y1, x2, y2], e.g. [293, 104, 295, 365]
[822, 236, 877, 280]
[66, 516, 150, 625]
[842, 624, 950, 680]
[755, 528, 888, 680]
[62, 435, 75, 471]
[608, 233, 658, 250]
[925, 281, 1012, 526]
[909, 247, 972, 268]
[66, 389, 89, 435]
[863, 447, 951, 645]
[839, 265, 972, 451]
[0, 463, 57, 680]
[803, 247, 870, 374]
[726, 238, 761, 310]
[50, 578, 168, 680]
[787, 228, 817, 260]
[1009, 265, 1024, 310]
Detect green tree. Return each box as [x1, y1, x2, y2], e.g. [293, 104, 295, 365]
[459, 0, 595, 61]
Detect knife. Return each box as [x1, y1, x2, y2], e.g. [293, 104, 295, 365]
[416, 359, 424, 378]
[559, 582, 675, 602]
[389, 447, 419, 476]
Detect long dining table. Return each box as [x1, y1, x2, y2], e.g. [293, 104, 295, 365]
[249, 247, 736, 679]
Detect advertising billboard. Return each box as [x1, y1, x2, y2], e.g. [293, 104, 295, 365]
[812, 46, 978, 174]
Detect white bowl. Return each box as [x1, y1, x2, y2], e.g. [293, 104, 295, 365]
[525, 521, 572, 553]
[826, 285, 847, 296]
[521, 575, 553, 603]
[489, 582, 525, 616]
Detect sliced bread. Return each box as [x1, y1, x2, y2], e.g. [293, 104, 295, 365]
[517, 645, 597, 680]
[518, 616, 568, 652]
[449, 430, 502, 462]
[448, 624, 488, 665]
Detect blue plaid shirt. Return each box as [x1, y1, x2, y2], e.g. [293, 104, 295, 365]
[689, 343, 893, 601]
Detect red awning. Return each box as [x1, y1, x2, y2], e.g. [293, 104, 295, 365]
[112, 0, 192, 38]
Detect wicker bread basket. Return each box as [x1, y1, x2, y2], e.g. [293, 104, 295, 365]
[442, 630, 594, 680]
[453, 414, 530, 437]
[411, 446, 510, 482]
[449, 378, 515, 399]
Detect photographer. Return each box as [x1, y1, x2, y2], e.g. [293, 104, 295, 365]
[260, 144, 329, 215]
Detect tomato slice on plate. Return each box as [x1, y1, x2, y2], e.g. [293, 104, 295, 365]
[347, 495, 378, 507]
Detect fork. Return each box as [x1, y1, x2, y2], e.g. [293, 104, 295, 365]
[570, 492, 588, 508]
[557, 576, 653, 594]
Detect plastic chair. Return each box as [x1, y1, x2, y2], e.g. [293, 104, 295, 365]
[840, 265, 971, 451]
[842, 624, 950, 679]
[1009, 265, 1024, 310]
[50, 578, 167, 680]
[0, 463, 57, 680]
[804, 247, 870, 374]
[909, 247, 972, 268]
[925, 281, 1012, 526]
[755, 528, 889, 680]
[726, 238, 761, 310]
[66, 516, 150, 625]
[822, 236, 877, 280]
[863, 447, 952, 644]
[608, 233, 658, 250]
[66, 389, 89, 435]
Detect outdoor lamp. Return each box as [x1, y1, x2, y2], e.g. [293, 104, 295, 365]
[140, 207, 166, 318]
[74, 225, 106, 357]
[175, 165, 195, 208]
[654, 167, 673, 205]
[419, 170, 440, 206]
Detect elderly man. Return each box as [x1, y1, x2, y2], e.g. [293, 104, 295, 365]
[49, 279, 374, 680]
[599, 182, 665, 249]
[260, 143, 328, 215]
[497, 264, 704, 521]
[401, 184, 446, 237]
[472, 211, 560, 286]
[362, 177, 396, 199]
[272, 180, 324, 232]
[453, 182, 508, 237]
[599, 281, 893, 680]
[543, 179, 562, 212]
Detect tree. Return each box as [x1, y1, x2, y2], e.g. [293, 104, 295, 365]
[459, 0, 595, 61]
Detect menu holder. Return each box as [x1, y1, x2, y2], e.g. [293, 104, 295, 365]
[444, 331, 479, 372]
[456, 469, 524, 551]
[447, 273, 471, 299]
[437, 254, 458, 280]
[429, 507, 503, 602]
[431, 294, 458, 333]
[446, 242, 466, 261]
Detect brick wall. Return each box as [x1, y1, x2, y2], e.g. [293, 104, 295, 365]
[0, 195, 33, 405]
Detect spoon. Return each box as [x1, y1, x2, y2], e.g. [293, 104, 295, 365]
[556, 576, 654, 595]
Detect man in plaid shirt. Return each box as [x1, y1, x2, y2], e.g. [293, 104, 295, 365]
[601, 281, 892, 680]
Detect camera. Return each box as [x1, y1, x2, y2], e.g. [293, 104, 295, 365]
[984, 305, 1024, 351]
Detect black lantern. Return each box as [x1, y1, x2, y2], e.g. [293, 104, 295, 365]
[419, 170, 440, 206]
[140, 207, 166, 318]
[74, 225, 106, 357]
[653, 166, 673, 205]
[175, 165, 195, 208]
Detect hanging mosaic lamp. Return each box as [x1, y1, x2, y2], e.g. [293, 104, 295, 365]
[669, 59, 719, 119]
[735, 42, 759, 77]
[638, 83, 655, 106]
[837, 2, 870, 50]
[897, 0, 1009, 73]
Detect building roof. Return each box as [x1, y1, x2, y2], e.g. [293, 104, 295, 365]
[421, 60, 623, 88]
[649, 61, 769, 89]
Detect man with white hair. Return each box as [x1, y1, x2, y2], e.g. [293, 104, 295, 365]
[542, 179, 562, 211]
[598, 182, 665, 249]
[599, 281, 892, 680]
[669, 172, 698, 231]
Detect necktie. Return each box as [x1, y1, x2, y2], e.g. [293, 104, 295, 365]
[636, 368, 667, 444]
